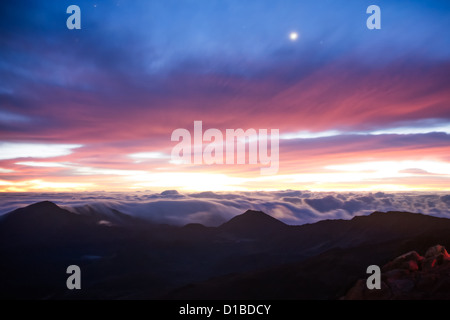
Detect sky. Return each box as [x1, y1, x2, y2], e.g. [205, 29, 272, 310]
[0, 0, 450, 192]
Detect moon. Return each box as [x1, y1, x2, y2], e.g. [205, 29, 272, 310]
[289, 32, 299, 41]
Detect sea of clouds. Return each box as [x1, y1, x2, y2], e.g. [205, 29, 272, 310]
[1, 190, 449, 226]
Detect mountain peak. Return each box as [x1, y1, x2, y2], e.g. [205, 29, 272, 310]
[1, 200, 83, 234]
[232, 210, 286, 224]
[27, 201, 60, 210]
[219, 210, 287, 237]
[10, 201, 65, 217]
[243, 209, 271, 216]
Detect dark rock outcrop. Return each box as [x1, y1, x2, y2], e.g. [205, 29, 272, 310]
[343, 245, 450, 300]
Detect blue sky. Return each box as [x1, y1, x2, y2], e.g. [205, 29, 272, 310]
[0, 0, 450, 192]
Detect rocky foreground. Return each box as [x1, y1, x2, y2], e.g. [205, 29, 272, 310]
[343, 245, 450, 299]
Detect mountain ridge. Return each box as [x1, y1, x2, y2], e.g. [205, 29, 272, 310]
[4, 200, 449, 228]
[1, 201, 450, 299]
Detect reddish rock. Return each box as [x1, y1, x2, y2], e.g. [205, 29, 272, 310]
[424, 245, 449, 259]
[383, 250, 423, 272]
[343, 245, 450, 300]
[422, 245, 450, 270]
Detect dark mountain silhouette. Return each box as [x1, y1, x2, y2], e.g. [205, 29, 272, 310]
[0, 201, 95, 246]
[1, 200, 84, 227]
[218, 209, 287, 237]
[1, 201, 450, 299]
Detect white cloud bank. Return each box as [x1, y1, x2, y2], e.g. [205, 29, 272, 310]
[0, 190, 449, 227]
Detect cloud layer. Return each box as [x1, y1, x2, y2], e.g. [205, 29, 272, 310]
[1, 190, 449, 226]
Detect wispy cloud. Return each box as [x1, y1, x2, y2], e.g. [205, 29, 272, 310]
[0, 143, 82, 160]
[0, 1, 449, 191]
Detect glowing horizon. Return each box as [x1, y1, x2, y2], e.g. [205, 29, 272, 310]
[1, 1, 449, 193]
